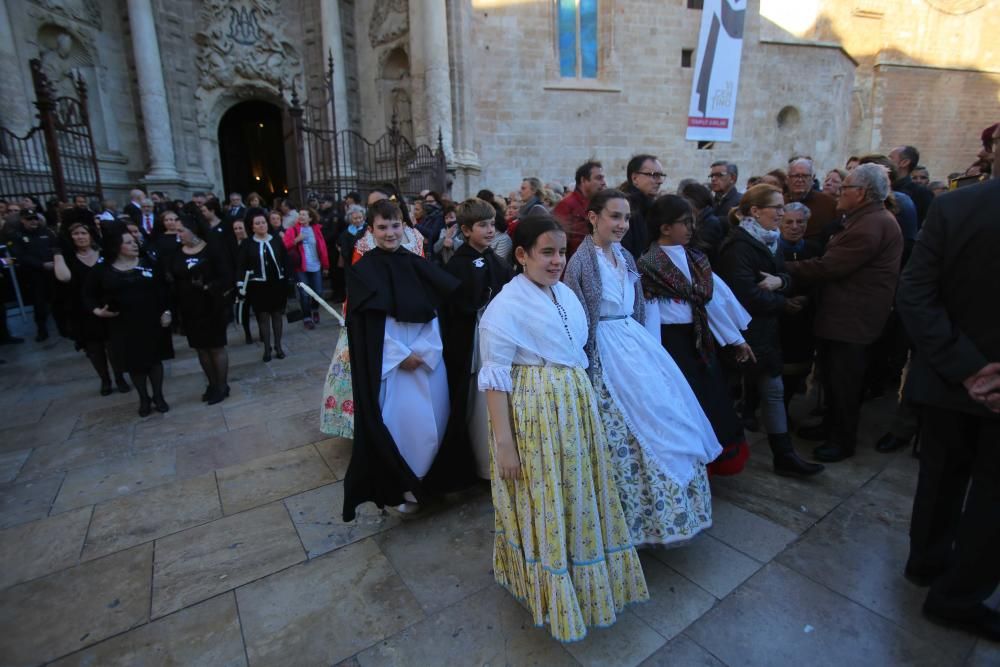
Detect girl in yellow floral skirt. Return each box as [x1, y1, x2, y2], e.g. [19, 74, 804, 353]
[478, 213, 648, 643]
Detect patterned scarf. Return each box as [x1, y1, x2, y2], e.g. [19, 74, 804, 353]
[638, 245, 715, 362]
[739, 218, 780, 254]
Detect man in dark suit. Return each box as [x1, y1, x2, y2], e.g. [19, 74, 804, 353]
[137, 199, 156, 239]
[889, 145, 935, 224]
[709, 160, 741, 220]
[224, 192, 245, 223]
[897, 124, 1000, 641]
[122, 188, 145, 226]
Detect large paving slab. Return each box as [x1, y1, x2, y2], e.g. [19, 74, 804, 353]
[174, 424, 285, 478]
[0, 447, 30, 483]
[16, 430, 136, 481]
[216, 444, 335, 515]
[82, 473, 222, 561]
[0, 543, 153, 666]
[51, 446, 177, 513]
[640, 635, 726, 666]
[237, 538, 424, 667]
[0, 474, 64, 529]
[354, 585, 578, 667]
[649, 532, 762, 599]
[0, 505, 91, 588]
[563, 609, 666, 667]
[284, 481, 401, 558]
[631, 552, 718, 640]
[0, 412, 77, 453]
[314, 436, 352, 479]
[374, 490, 495, 613]
[685, 562, 954, 667]
[705, 497, 799, 562]
[49, 593, 247, 667]
[777, 475, 978, 660]
[151, 501, 305, 618]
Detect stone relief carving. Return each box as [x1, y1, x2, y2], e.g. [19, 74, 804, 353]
[37, 27, 91, 99]
[369, 0, 409, 48]
[195, 0, 301, 95]
[28, 0, 102, 29]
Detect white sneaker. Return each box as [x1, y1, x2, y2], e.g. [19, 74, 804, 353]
[394, 501, 420, 514]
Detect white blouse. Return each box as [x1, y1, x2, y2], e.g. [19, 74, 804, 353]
[477, 275, 589, 392]
[643, 245, 750, 346]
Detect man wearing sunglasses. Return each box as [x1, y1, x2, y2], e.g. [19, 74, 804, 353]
[619, 154, 664, 258]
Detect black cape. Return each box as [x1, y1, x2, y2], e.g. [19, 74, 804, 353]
[342, 246, 467, 521]
[439, 245, 513, 472]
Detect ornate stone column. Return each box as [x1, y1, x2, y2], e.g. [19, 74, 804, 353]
[409, 0, 453, 158]
[126, 0, 179, 180]
[320, 1, 349, 134]
[0, 0, 32, 133]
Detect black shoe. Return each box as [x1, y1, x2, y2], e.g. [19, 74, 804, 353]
[245, 333, 254, 345]
[201, 385, 214, 402]
[138, 398, 152, 417]
[904, 565, 940, 587]
[116, 377, 131, 393]
[35, 330, 49, 342]
[0, 336, 24, 345]
[813, 442, 855, 462]
[206, 386, 228, 405]
[263, 347, 272, 363]
[773, 451, 825, 478]
[742, 416, 761, 433]
[797, 423, 829, 441]
[876, 432, 912, 453]
[100, 381, 112, 396]
[922, 604, 1000, 642]
[275, 347, 286, 359]
[153, 396, 170, 413]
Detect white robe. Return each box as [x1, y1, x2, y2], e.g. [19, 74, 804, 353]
[379, 316, 450, 478]
[593, 247, 722, 487]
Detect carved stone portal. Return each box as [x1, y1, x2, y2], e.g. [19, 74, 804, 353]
[194, 0, 301, 96]
[369, 0, 409, 48]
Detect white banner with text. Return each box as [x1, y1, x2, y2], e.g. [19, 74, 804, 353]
[686, 0, 747, 143]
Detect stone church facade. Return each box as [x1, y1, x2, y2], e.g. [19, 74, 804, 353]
[1, 0, 996, 202]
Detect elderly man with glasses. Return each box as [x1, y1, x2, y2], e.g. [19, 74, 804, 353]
[786, 157, 840, 244]
[709, 161, 742, 219]
[785, 164, 903, 462]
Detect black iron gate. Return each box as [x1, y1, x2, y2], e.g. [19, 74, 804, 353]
[287, 53, 447, 204]
[0, 58, 102, 203]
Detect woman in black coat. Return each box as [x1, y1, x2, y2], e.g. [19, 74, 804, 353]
[168, 215, 234, 405]
[84, 227, 174, 416]
[715, 185, 823, 478]
[236, 209, 289, 361]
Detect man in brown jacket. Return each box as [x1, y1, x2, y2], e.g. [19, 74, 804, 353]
[786, 164, 903, 462]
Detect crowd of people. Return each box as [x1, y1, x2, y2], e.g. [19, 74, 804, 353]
[1, 120, 997, 643]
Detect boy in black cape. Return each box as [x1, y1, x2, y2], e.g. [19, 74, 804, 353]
[440, 198, 514, 479]
[342, 199, 473, 521]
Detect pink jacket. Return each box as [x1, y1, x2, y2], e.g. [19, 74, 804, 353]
[282, 222, 330, 273]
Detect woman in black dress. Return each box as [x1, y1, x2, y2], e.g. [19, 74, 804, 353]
[84, 228, 173, 416]
[237, 209, 288, 362]
[54, 220, 129, 395]
[169, 215, 234, 404]
[147, 209, 183, 269]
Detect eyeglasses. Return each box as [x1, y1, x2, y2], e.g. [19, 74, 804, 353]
[788, 174, 812, 180]
[708, 172, 728, 179]
[636, 171, 667, 181]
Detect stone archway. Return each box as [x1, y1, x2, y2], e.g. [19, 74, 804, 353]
[217, 100, 288, 204]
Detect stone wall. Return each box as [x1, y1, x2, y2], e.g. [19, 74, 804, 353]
[464, 0, 855, 195]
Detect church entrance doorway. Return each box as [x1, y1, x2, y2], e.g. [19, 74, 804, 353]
[217, 100, 287, 205]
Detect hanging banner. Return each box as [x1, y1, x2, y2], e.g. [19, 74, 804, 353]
[686, 0, 747, 143]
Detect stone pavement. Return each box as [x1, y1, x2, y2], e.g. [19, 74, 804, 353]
[0, 314, 997, 667]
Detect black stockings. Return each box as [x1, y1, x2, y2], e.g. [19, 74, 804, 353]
[130, 362, 164, 402]
[85, 341, 125, 385]
[196, 347, 230, 390]
[254, 311, 284, 351]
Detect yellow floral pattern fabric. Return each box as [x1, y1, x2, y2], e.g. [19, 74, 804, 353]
[492, 365, 649, 643]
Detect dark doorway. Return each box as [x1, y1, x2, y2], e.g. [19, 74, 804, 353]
[217, 101, 287, 204]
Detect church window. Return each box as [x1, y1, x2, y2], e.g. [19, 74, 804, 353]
[557, 0, 598, 78]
